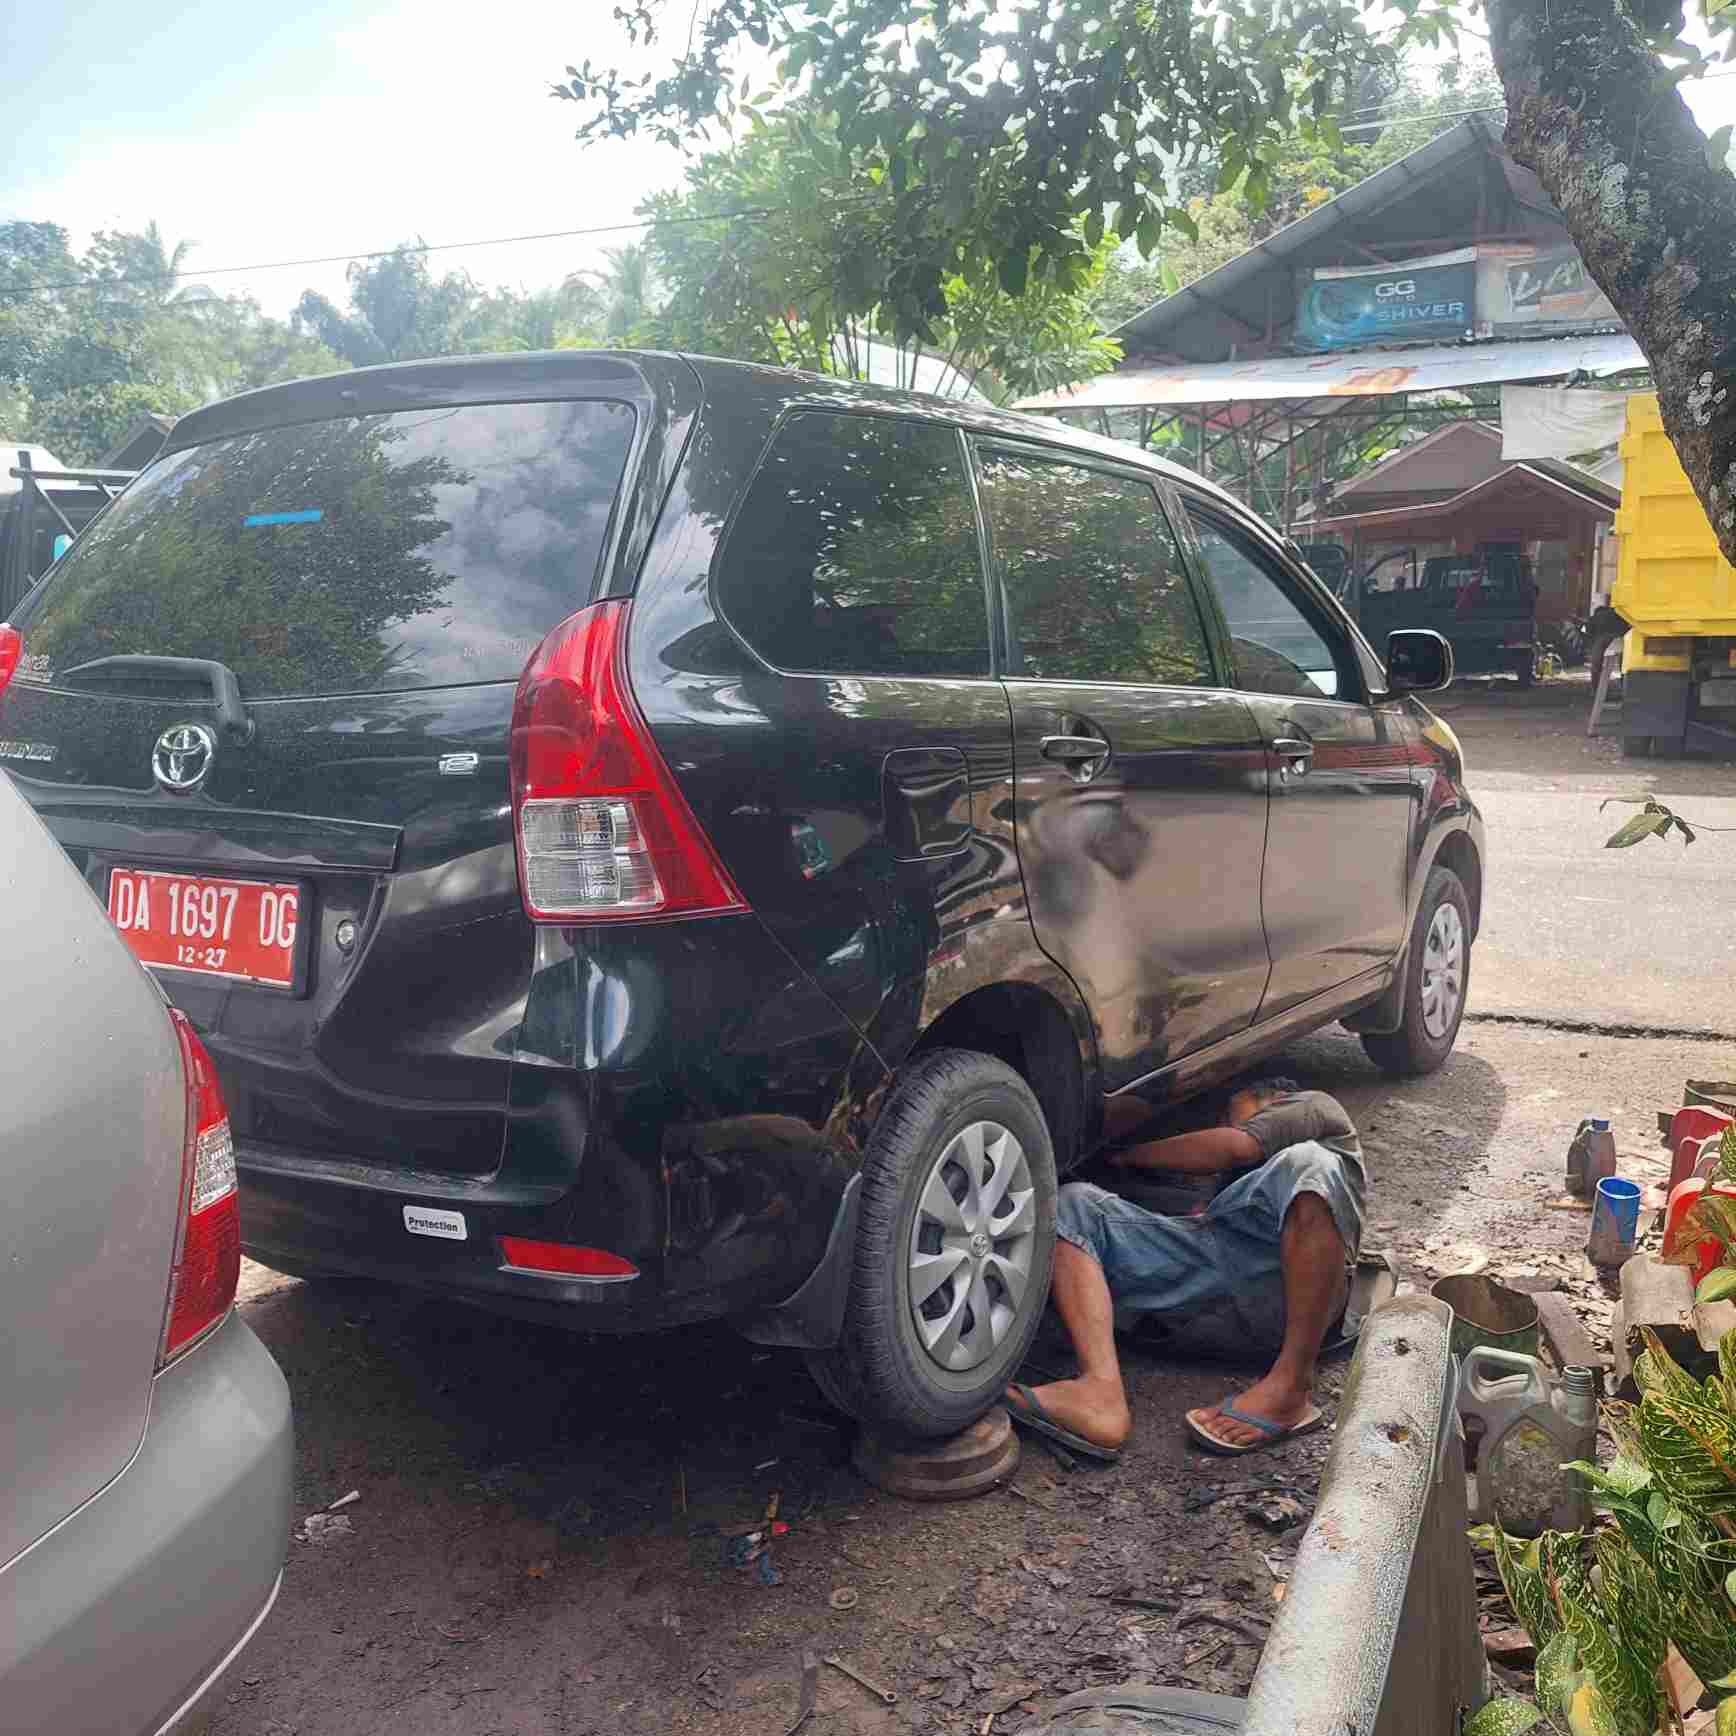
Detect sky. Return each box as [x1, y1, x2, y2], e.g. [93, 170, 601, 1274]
[5, 1, 1736, 324]
[0, 0, 704, 316]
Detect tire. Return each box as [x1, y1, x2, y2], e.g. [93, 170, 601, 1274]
[1512, 652, 1535, 689]
[1622, 734, 1654, 758]
[1361, 866, 1471, 1078]
[805, 1047, 1057, 1440]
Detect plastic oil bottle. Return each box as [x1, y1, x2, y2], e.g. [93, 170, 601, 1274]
[1460, 1351, 1599, 1537]
[1566, 1117, 1617, 1197]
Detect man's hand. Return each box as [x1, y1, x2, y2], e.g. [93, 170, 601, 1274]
[1108, 1125, 1262, 1177]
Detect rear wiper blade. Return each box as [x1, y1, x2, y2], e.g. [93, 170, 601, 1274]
[59, 654, 254, 744]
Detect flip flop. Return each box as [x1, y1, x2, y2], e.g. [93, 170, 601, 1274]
[1005, 1382, 1123, 1463]
[1185, 1400, 1325, 1457]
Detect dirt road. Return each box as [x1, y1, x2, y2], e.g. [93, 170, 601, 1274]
[212, 679, 1733, 1736]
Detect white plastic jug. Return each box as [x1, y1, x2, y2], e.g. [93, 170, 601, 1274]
[1459, 1348, 1597, 1537]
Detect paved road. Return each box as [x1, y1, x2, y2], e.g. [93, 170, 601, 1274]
[1438, 687, 1736, 1031]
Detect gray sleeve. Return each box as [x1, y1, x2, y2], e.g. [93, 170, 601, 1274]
[1240, 1093, 1356, 1162]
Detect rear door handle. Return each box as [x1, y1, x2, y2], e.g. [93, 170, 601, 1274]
[1271, 736, 1314, 778]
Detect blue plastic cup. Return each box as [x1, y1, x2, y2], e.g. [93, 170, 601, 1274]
[1587, 1176, 1642, 1266]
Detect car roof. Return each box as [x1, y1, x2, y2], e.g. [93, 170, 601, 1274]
[163, 348, 1249, 517]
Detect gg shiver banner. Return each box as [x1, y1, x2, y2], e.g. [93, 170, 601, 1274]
[1296, 248, 1476, 352]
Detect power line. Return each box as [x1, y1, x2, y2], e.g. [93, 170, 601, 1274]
[0, 202, 802, 302]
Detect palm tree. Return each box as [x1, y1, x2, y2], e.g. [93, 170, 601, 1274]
[595, 244, 655, 344]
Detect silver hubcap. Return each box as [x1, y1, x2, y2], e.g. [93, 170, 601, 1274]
[907, 1121, 1037, 1374]
[1420, 901, 1466, 1039]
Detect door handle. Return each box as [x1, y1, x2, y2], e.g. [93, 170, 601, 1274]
[1270, 736, 1314, 778]
[1041, 734, 1111, 764]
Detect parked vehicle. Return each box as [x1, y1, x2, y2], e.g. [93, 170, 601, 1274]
[0, 771, 292, 1736]
[0, 352, 1482, 1439]
[1, 447, 133, 617]
[1338, 546, 1539, 685]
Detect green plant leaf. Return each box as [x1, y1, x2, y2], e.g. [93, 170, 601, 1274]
[1606, 810, 1675, 848]
[1463, 1697, 1545, 1736]
[1728, 1568, 1736, 1607]
[1707, 122, 1734, 172]
[1717, 1694, 1736, 1736]
[1699, 1266, 1736, 1305]
[1718, 1123, 1736, 1187]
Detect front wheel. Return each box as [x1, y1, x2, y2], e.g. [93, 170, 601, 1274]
[1361, 866, 1471, 1077]
[806, 1048, 1056, 1440]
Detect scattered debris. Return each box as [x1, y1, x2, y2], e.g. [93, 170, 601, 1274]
[828, 1587, 859, 1611]
[1248, 1493, 1309, 1531]
[526, 1560, 553, 1580]
[785, 1649, 819, 1736]
[326, 1489, 361, 1512]
[297, 1513, 354, 1545]
[1005, 1482, 1057, 1512]
[1184, 1477, 1302, 1514]
[822, 1653, 897, 1704]
[1481, 1628, 1536, 1667]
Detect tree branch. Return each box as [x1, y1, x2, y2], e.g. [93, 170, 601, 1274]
[1490, 0, 1736, 564]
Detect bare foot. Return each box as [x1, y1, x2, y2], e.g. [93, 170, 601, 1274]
[1186, 1369, 1319, 1450]
[1008, 1375, 1131, 1451]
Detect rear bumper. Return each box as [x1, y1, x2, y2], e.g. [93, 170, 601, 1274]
[0, 1311, 293, 1736]
[236, 912, 881, 1335]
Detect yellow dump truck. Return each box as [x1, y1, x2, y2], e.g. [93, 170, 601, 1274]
[1612, 392, 1736, 756]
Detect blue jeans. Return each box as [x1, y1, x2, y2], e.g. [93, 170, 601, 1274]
[1054, 1142, 1366, 1354]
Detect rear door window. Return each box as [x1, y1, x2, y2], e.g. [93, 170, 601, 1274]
[713, 411, 991, 678]
[13, 399, 636, 698]
[971, 444, 1217, 686]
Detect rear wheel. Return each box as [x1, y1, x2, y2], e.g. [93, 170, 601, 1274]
[806, 1048, 1056, 1440]
[1361, 866, 1471, 1077]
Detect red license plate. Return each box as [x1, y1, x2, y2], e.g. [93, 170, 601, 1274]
[108, 868, 304, 989]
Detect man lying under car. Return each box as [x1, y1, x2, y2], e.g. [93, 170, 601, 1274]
[1006, 1076, 1365, 1460]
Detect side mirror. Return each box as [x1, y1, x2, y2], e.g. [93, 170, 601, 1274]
[1384, 628, 1454, 696]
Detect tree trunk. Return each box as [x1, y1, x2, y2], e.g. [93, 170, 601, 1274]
[1490, 0, 1736, 565]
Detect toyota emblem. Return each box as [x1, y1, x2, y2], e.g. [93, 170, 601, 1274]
[152, 722, 217, 793]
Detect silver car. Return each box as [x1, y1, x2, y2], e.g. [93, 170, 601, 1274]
[0, 771, 292, 1736]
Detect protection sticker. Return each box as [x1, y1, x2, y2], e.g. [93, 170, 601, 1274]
[403, 1205, 467, 1241]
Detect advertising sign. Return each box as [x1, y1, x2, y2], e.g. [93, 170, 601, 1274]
[1296, 248, 1475, 352]
[1475, 242, 1618, 333]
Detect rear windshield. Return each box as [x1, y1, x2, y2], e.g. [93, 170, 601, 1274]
[13, 399, 636, 698]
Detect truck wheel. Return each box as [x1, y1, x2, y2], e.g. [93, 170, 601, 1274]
[1621, 734, 1654, 758]
[1361, 867, 1471, 1078]
[806, 1048, 1056, 1440]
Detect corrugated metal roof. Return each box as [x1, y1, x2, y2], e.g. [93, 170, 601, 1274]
[1014, 330, 1646, 412]
[1108, 117, 1516, 361]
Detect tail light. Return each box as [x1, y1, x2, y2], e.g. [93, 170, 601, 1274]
[0, 624, 21, 697]
[508, 599, 746, 924]
[160, 1009, 241, 1367]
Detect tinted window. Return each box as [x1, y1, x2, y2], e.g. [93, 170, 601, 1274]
[14, 400, 636, 698]
[1185, 508, 1347, 700]
[973, 446, 1214, 685]
[714, 412, 989, 677]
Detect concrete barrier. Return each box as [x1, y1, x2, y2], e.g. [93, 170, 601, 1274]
[1241, 1293, 1486, 1736]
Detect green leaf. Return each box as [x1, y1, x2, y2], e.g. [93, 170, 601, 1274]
[1698, 1265, 1736, 1304]
[1084, 210, 1104, 249]
[1463, 1697, 1544, 1736]
[1606, 810, 1674, 848]
[1707, 124, 1735, 173]
[1160, 261, 1180, 297]
[1135, 212, 1162, 258]
[1647, 1490, 1684, 1529]
[1717, 1694, 1736, 1736]
[996, 247, 1028, 298]
[1728, 1567, 1736, 1607]
[1717, 1123, 1736, 1186]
